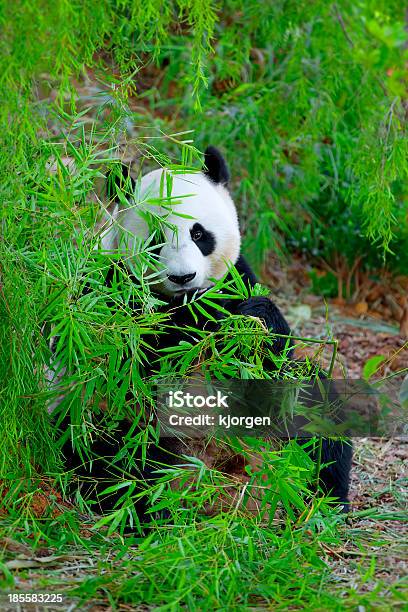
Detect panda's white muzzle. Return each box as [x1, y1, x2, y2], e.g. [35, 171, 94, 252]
[158, 241, 209, 295]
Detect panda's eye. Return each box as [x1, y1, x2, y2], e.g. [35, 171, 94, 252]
[191, 229, 203, 242]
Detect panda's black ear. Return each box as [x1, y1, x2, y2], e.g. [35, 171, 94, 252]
[106, 162, 135, 202]
[203, 146, 230, 186]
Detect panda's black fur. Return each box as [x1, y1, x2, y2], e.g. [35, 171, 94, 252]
[58, 147, 352, 522]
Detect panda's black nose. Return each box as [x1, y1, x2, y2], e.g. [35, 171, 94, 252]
[167, 273, 196, 286]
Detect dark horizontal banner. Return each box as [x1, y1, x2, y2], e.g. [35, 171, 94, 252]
[155, 377, 407, 438]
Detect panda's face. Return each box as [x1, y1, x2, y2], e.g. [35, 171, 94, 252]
[111, 166, 241, 297]
[159, 219, 219, 295]
[156, 174, 240, 295]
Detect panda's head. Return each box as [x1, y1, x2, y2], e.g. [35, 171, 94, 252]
[104, 147, 241, 297]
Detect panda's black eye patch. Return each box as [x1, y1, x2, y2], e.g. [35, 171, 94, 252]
[190, 223, 215, 256]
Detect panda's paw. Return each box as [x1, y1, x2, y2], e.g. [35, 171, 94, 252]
[236, 297, 290, 333]
[235, 296, 273, 318]
[234, 297, 293, 355]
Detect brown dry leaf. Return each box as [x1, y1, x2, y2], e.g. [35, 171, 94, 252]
[5, 559, 47, 570]
[0, 537, 32, 555]
[5, 553, 90, 570]
[354, 301, 368, 315]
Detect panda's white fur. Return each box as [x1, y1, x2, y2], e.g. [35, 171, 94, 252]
[100, 169, 241, 296]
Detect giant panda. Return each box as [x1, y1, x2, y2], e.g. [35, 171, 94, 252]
[56, 146, 352, 523]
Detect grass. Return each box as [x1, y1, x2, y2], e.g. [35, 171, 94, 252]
[0, 492, 406, 609]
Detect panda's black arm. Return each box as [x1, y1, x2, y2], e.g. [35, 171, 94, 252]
[233, 296, 293, 357]
[225, 255, 293, 355]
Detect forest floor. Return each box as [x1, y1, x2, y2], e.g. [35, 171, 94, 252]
[1, 260, 407, 610]
[1, 437, 406, 611]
